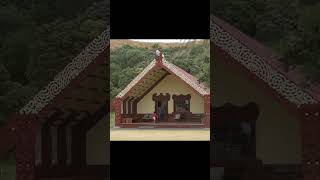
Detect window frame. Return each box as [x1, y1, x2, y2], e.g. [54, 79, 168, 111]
[172, 94, 191, 113]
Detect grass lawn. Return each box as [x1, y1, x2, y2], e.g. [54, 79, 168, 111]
[110, 129, 210, 141]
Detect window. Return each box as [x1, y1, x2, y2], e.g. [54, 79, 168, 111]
[174, 100, 190, 112]
[172, 94, 191, 113]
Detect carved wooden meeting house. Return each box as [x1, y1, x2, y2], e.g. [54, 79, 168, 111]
[211, 15, 320, 180]
[0, 28, 110, 180]
[112, 50, 210, 128]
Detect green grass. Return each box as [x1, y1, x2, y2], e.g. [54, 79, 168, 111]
[110, 129, 210, 141]
[110, 112, 115, 128]
[109, 112, 210, 141]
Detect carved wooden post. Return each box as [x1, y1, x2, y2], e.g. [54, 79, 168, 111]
[128, 97, 133, 115]
[15, 115, 39, 180]
[204, 94, 211, 128]
[113, 98, 122, 127]
[41, 122, 52, 177]
[133, 100, 138, 115]
[57, 125, 67, 176]
[300, 104, 320, 180]
[122, 98, 127, 115]
[155, 49, 163, 66]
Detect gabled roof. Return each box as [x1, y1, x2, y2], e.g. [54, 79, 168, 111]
[211, 15, 319, 106]
[116, 53, 210, 99]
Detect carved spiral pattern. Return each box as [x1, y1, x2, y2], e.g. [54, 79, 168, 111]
[210, 15, 317, 105]
[19, 26, 110, 114]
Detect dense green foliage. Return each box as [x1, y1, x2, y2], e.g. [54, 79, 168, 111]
[0, 0, 108, 123]
[212, 0, 320, 83]
[110, 43, 210, 99]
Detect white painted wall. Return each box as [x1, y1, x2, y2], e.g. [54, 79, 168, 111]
[137, 75, 204, 114]
[213, 58, 302, 164]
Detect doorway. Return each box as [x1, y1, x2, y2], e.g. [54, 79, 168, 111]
[156, 100, 168, 122]
[152, 93, 170, 122]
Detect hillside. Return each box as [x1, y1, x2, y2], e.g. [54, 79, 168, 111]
[110, 39, 208, 50]
[110, 40, 210, 99]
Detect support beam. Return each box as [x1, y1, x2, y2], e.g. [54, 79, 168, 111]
[122, 98, 127, 115]
[71, 125, 81, 169]
[57, 126, 67, 171]
[41, 122, 52, 173]
[133, 99, 138, 115]
[127, 97, 135, 115]
[128, 98, 132, 115]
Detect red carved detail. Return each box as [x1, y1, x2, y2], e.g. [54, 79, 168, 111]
[113, 98, 122, 126]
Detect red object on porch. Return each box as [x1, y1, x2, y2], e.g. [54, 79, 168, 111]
[152, 112, 158, 121]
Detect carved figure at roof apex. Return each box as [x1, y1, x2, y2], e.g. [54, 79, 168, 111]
[155, 49, 164, 63]
[156, 49, 161, 57]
